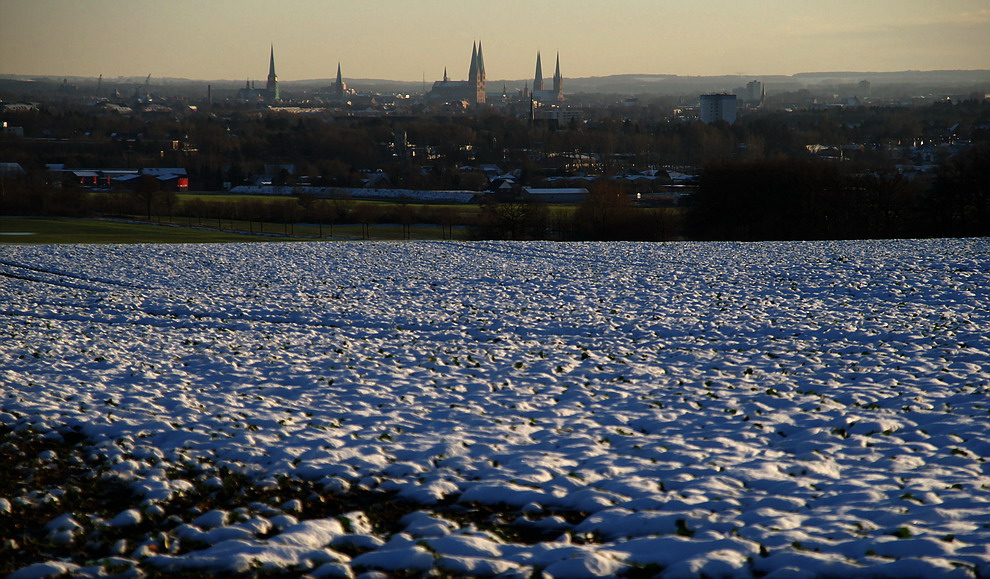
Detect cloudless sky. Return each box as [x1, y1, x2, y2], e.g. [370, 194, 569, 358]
[1, 0, 988, 83]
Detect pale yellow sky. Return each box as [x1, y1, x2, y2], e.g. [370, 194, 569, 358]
[1, 0, 988, 82]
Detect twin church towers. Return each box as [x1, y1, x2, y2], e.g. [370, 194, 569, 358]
[249, 42, 562, 107]
[528, 50, 564, 105]
[428, 42, 563, 107]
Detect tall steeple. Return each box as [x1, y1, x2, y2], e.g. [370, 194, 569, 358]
[477, 41, 486, 81]
[553, 52, 563, 101]
[266, 45, 279, 101]
[468, 42, 479, 83]
[426, 41, 487, 107]
[466, 41, 485, 106]
[475, 40, 486, 105]
[533, 51, 544, 92]
[333, 62, 346, 100]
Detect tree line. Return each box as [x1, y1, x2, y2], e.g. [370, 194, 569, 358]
[3, 99, 988, 185]
[2, 143, 987, 241]
[2, 98, 988, 240]
[686, 145, 989, 240]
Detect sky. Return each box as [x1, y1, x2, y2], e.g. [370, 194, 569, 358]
[1, 0, 988, 83]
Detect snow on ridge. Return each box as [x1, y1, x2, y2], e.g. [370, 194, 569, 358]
[2, 238, 989, 577]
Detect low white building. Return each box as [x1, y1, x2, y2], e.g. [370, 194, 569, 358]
[521, 187, 588, 204]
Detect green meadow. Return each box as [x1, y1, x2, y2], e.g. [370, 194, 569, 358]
[0, 217, 466, 244]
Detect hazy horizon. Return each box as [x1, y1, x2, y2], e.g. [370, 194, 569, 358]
[5, 69, 989, 87]
[2, 0, 988, 83]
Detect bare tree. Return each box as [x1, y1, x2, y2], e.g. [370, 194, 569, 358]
[132, 174, 161, 221]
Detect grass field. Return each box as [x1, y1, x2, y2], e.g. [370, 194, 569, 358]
[0, 217, 268, 244]
[0, 217, 469, 244]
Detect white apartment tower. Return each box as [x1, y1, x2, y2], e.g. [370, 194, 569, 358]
[745, 80, 765, 105]
[700, 94, 737, 124]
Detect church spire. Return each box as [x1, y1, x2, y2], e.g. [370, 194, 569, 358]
[477, 40, 486, 81]
[266, 45, 279, 101]
[533, 51, 544, 92]
[474, 40, 486, 105]
[468, 42, 479, 83]
[268, 45, 277, 84]
[553, 52, 562, 99]
[333, 62, 346, 100]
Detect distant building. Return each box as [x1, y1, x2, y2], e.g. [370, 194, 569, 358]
[1, 121, 24, 137]
[0, 162, 26, 177]
[534, 106, 583, 125]
[745, 80, 765, 105]
[530, 52, 564, 104]
[700, 94, 737, 124]
[46, 166, 188, 191]
[266, 45, 279, 100]
[329, 62, 348, 101]
[0, 103, 37, 113]
[319, 62, 356, 103]
[427, 42, 486, 107]
[237, 45, 280, 103]
[857, 79, 872, 97]
[522, 187, 588, 204]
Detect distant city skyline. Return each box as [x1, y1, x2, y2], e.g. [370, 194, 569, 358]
[1, 0, 988, 83]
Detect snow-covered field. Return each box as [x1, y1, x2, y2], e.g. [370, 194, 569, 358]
[2, 239, 989, 578]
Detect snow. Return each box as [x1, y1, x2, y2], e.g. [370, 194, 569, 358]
[2, 239, 989, 577]
[7, 562, 82, 579]
[109, 508, 143, 527]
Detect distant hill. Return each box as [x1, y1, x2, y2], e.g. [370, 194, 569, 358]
[792, 70, 990, 83]
[283, 70, 990, 96]
[2, 70, 987, 99]
[264, 70, 990, 95]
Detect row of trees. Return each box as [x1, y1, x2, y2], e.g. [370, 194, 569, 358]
[3, 99, 989, 189]
[0, 176, 681, 241]
[471, 163, 958, 242]
[687, 145, 990, 240]
[2, 142, 987, 240]
[2, 96, 988, 240]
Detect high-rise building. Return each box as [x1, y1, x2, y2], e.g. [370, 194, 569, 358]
[427, 42, 487, 107]
[745, 80, 764, 105]
[700, 94, 737, 124]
